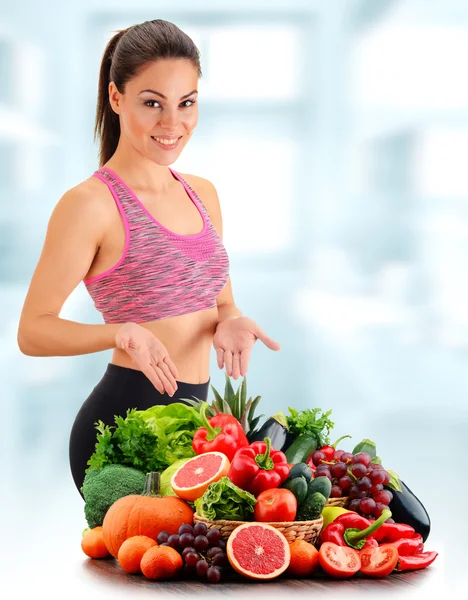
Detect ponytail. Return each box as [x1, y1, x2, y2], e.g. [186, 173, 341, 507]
[94, 28, 128, 167]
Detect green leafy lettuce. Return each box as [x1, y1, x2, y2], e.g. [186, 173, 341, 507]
[194, 477, 257, 521]
[86, 403, 203, 474]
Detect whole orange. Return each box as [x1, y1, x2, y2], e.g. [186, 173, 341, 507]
[81, 526, 111, 559]
[117, 535, 158, 574]
[286, 539, 320, 577]
[140, 545, 183, 580]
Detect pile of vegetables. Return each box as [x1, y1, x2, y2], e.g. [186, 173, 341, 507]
[79, 372, 438, 583]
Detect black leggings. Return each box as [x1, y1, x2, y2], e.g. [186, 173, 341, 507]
[69, 362, 210, 498]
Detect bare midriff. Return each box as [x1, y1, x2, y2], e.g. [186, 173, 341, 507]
[82, 172, 218, 385]
[111, 307, 217, 384]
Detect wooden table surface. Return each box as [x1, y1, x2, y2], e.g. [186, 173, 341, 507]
[80, 548, 444, 599]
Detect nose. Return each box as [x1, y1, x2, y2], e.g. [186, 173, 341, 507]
[159, 107, 180, 131]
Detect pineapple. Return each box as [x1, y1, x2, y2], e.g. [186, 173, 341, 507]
[180, 372, 264, 438]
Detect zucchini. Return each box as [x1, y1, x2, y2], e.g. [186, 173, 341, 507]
[307, 476, 332, 501]
[296, 491, 327, 521]
[283, 477, 308, 505]
[285, 434, 318, 464]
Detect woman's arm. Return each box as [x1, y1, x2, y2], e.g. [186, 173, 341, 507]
[17, 185, 123, 357]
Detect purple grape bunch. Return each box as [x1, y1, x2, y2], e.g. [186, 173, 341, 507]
[157, 522, 229, 583]
[311, 450, 394, 520]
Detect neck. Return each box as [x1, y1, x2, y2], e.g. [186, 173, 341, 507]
[104, 146, 176, 194]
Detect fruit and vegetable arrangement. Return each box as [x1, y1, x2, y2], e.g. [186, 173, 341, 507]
[80, 374, 438, 583]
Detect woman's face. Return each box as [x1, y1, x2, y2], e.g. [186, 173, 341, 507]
[109, 59, 199, 165]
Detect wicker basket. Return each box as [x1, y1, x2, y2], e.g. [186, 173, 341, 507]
[325, 496, 349, 508]
[193, 513, 324, 546]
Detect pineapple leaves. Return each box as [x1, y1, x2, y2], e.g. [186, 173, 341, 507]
[190, 374, 263, 437]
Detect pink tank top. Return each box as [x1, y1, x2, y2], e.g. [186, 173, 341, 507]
[83, 166, 230, 324]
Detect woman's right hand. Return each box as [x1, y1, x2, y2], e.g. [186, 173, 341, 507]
[115, 322, 179, 396]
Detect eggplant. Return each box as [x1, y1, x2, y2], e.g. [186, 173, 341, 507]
[247, 412, 294, 451]
[384, 479, 431, 542]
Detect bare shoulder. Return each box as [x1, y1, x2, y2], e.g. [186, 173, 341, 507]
[58, 175, 117, 227]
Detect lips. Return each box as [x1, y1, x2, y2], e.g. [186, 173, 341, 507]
[151, 136, 182, 150]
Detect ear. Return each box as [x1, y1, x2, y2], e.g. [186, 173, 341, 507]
[108, 81, 122, 115]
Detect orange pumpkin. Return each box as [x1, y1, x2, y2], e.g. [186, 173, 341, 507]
[102, 471, 194, 558]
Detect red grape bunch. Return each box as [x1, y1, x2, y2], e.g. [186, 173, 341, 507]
[157, 522, 230, 582]
[310, 449, 394, 520]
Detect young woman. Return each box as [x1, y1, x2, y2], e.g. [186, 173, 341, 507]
[17, 19, 280, 497]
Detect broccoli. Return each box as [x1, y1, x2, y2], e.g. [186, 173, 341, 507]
[81, 464, 147, 528]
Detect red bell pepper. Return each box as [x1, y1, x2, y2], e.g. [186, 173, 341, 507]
[396, 551, 438, 571]
[320, 509, 392, 549]
[192, 402, 249, 461]
[227, 437, 290, 496]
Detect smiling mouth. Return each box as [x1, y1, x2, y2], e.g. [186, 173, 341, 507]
[151, 135, 182, 146]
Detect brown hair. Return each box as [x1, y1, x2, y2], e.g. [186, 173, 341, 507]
[94, 19, 202, 167]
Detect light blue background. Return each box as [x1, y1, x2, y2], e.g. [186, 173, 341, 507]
[2, 0, 456, 595]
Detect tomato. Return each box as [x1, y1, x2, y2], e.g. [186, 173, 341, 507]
[360, 543, 399, 578]
[318, 542, 361, 578]
[254, 488, 297, 522]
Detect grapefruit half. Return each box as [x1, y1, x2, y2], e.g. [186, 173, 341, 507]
[226, 522, 291, 580]
[170, 451, 230, 501]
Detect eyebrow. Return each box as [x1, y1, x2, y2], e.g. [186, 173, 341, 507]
[138, 89, 198, 100]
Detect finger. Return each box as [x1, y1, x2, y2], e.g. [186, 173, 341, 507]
[142, 366, 165, 394]
[255, 326, 281, 351]
[239, 346, 252, 377]
[163, 355, 179, 380]
[215, 347, 224, 369]
[224, 350, 233, 376]
[156, 359, 178, 393]
[154, 366, 175, 396]
[231, 353, 241, 380]
[150, 357, 175, 396]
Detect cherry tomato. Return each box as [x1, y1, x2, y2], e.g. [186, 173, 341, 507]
[359, 543, 399, 577]
[318, 542, 361, 578]
[254, 488, 297, 522]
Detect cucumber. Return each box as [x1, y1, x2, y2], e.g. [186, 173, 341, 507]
[284, 462, 313, 485]
[296, 492, 327, 521]
[285, 434, 318, 464]
[283, 477, 308, 505]
[307, 476, 332, 501]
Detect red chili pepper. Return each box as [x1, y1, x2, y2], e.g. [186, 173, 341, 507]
[318, 435, 353, 461]
[192, 402, 249, 461]
[391, 535, 424, 556]
[371, 520, 416, 543]
[227, 437, 290, 496]
[319, 509, 392, 549]
[396, 551, 438, 571]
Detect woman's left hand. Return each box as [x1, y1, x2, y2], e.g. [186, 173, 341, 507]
[213, 316, 281, 379]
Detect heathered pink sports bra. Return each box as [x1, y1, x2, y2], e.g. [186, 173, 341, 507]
[83, 166, 230, 324]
